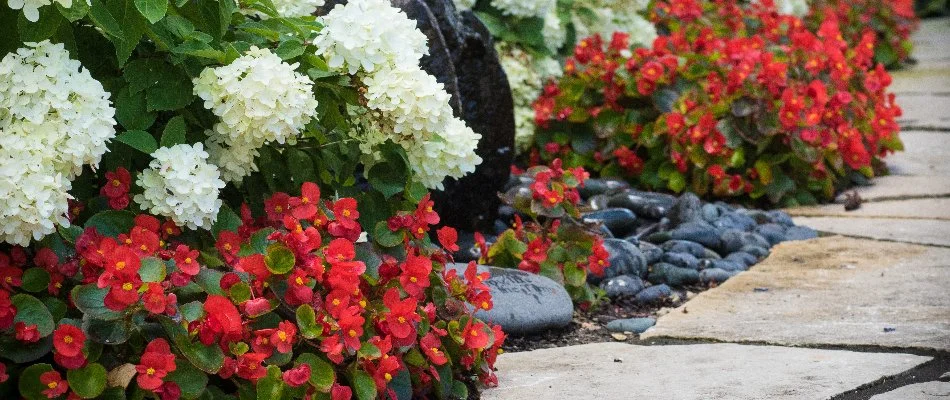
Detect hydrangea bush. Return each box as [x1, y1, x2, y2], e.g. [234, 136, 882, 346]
[480, 160, 608, 305]
[0, 0, 494, 397]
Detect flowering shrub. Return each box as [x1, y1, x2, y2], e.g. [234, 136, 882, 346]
[0, 182, 502, 399]
[806, 0, 918, 67]
[531, 1, 904, 206]
[460, 0, 657, 150]
[480, 160, 607, 304]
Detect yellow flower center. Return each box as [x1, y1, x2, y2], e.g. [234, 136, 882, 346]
[275, 206, 283, 213]
[47, 382, 58, 389]
[409, 277, 417, 283]
[147, 367, 156, 376]
[122, 282, 134, 291]
[224, 243, 232, 251]
[397, 316, 406, 324]
[348, 329, 357, 337]
[63, 335, 73, 344]
[115, 261, 126, 270]
[295, 277, 304, 285]
[332, 299, 341, 306]
[384, 373, 392, 381]
[301, 197, 309, 204]
[112, 179, 121, 187]
[184, 257, 192, 264]
[278, 331, 287, 341]
[342, 210, 351, 217]
[481, 302, 490, 310]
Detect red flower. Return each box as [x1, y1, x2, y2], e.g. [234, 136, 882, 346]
[437, 226, 459, 252]
[236, 352, 267, 382]
[215, 231, 242, 264]
[337, 306, 365, 351]
[331, 384, 353, 400]
[235, 254, 271, 282]
[54, 351, 88, 370]
[420, 333, 448, 365]
[399, 255, 432, 299]
[290, 182, 321, 220]
[40, 371, 68, 399]
[0, 363, 7, 383]
[587, 238, 610, 277]
[524, 237, 549, 264]
[200, 295, 243, 346]
[271, 320, 297, 354]
[332, 198, 359, 220]
[282, 363, 311, 387]
[265, 192, 292, 223]
[172, 245, 200, 276]
[101, 167, 131, 198]
[415, 193, 439, 225]
[53, 324, 85, 357]
[462, 320, 490, 350]
[136, 339, 177, 391]
[15, 322, 41, 343]
[324, 238, 355, 264]
[0, 289, 16, 329]
[383, 288, 420, 339]
[143, 283, 171, 315]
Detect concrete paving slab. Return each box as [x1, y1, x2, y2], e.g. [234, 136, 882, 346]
[907, 18, 950, 68]
[833, 176, 950, 202]
[787, 198, 950, 220]
[886, 131, 950, 176]
[483, 342, 931, 400]
[869, 381, 950, 400]
[793, 216, 950, 247]
[895, 94, 950, 129]
[889, 68, 950, 94]
[641, 237, 950, 351]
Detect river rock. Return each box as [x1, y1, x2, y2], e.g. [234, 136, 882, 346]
[635, 284, 672, 303]
[713, 212, 758, 232]
[699, 259, 746, 272]
[669, 222, 722, 249]
[669, 192, 703, 226]
[699, 268, 738, 284]
[647, 263, 700, 286]
[702, 203, 722, 222]
[637, 241, 664, 264]
[582, 208, 637, 238]
[740, 245, 770, 259]
[661, 252, 700, 270]
[579, 179, 608, 199]
[725, 251, 758, 267]
[606, 317, 656, 334]
[786, 225, 819, 241]
[592, 239, 648, 282]
[767, 210, 795, 227]
[601, 275, 646, 298]
[607, 191, 674, 219]
[755, 223, 787, 246]
[586, 194, 609, 211]
[720, 230, 770, 254]
[446, 263, 572, 336]
[660, 240, 707, 258]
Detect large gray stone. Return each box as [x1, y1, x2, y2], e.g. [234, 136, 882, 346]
[642, 237, 950, 351]
[483, 343, 932, 400]
[446, 263, 572, 336]
[870, 381, 950, 400]
[793, 216, 950, 247]
[593, 239, 648, 282]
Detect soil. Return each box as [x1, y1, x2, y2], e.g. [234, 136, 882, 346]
[502, 284, 708, 353]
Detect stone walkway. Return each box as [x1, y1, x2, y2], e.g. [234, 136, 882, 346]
[483, 17, 950, 400]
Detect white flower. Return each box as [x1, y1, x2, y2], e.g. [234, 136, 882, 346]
[572, 6, 657, 46]
[455, 0, 477, 9]
[490, 0, 555, 19]
[194, 47, 318, 148]
[767, 0, 809, 17]
[314, 0, 429, 74]
[363, 66, 453, 135]
[135, 144, 225, 230]
[7, 0, 73, 22]
[542, 8, 567, 52]
[205, 134, 260, 184]
[258, 0, 325, 18]
[496, 44, 561, 150]
[0, 40, 115, 245]
[405, 118, 482, 189]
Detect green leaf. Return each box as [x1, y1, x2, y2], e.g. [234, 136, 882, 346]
[256, 366, 285, 400]
[83, 316, 131, 344]
[180, 301, 205, 322]
[114, 87, 157, 131]
[17, 6, 63, 42]
[18, 363, 55, 400]
[139, 257, 167, 282]
[373, 221, 404, 248]
[134, 0, 168, 23]
[352, 370, 377, 400]
[71, 284, 124, 321]
[367, 143, 409, 199]
[228, 282, 251, 304]
[12, 294, 54, 337]
[58, 0, 90, 22]
[161, 115, 187, 148]
[211, 205, 241, 238]
[21, 268, 51, 293]
[167, 359, 209, 399]
[295, 353, 335, 391]
[67, 363, 107, 399]
[387, 369, 412, 400]
[295, 305, 322, 339]
[115, 130, 159, 154]
[275, 39, 305, 60]
[0, 335, 52, 364]
[88, 0, 125, 40]
[667, 171, 686, 193]
[58, 225, 83, 244]
[264, 243, 295, 275]
[563, 263, 586, 287]
[194, 267, 225, 296]
[84, 210, 136, 237]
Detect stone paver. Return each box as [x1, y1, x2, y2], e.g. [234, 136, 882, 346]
[833, 176, 950, 202]
[787, 198, 950, 220]
[641, 237, 950, 351]
[896, 95, 950, 129]
[869, 381, 950, 400]
[886, 131, 950, 176]
[794, 216, 950, 247]
[483, 343, 931, 400]
[889, 68, 950, 94]
[904, 18, 950, 68]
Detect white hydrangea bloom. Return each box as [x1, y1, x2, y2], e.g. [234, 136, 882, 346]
[363, 66, 453, 135]
[541, 8, 567, 52]
[135, 144, 225, 230]
[572, 6, 657, 46]
[7, 0, 73, 22]
[205, 134, 260, 184]
[497, 44, 561, 150]
[769, 0, 809, 17]
[314, 0, 429, 74]
[316, 0, 483, 189]
[491, 0, 555, 19]
[194, 47, 318, 148]
[0, 40, 116, 245]
[268, 0, 325, 18]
